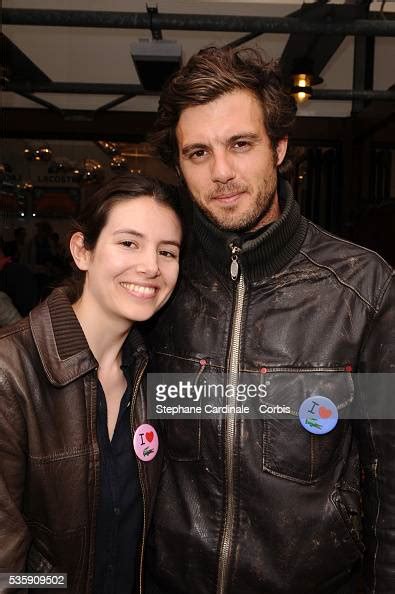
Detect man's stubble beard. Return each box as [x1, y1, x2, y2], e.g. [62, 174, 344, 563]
[182, 166, 278, 233]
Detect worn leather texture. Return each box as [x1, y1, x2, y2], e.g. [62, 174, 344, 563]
[145, 185, 395, 594]
[0, 289, 162, 594]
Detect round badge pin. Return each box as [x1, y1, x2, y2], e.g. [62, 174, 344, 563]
[133, 424, 158, 461]
[298, 395, 338, 435]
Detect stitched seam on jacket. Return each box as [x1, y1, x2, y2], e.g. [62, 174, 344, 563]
[29, 447, 91, 463]
[0, 369, 28, 431]
[154, 350, 226, 371]
[356, 272, 393, 368]
[369, 430, 379, 594]
[373, 271, 393, 311]
[299, 249, 376, 312]
[0, 320, 30, 340]
[307, 222, 393, 273]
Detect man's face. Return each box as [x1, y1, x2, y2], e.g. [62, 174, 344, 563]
[176, 89, 287, 232]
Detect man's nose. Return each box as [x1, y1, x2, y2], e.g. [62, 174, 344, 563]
[135, 250, 160, 277]
[211, 150, 235, 184]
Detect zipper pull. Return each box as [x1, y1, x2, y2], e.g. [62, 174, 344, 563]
[229, 243, 241, 281]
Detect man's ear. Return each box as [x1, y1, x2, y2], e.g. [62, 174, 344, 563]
[276, 137, 288, 167]
[69, 232, 90, 271]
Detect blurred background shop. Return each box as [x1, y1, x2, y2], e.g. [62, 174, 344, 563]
[1, 0, 395, 318]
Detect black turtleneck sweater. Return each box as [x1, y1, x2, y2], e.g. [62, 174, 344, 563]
[191, 177, 308, 283]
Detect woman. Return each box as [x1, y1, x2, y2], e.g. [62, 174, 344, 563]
[0, 174, 182, 594]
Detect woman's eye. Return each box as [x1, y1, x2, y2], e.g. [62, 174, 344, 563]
[159, 250, 178, 259]
[120, 240, 137, 248]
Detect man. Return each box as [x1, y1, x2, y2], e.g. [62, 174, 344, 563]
[144, 47, 395, 594]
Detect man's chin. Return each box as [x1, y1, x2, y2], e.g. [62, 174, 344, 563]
[213, 210, 269, 233]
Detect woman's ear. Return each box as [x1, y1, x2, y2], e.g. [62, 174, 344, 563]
[69, 232, 90, 271]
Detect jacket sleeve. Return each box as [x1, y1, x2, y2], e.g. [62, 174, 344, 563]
[356, 271, 395, 593]
[0, 369, 31, 572]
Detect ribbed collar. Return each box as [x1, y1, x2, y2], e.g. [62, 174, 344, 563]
[29, 288, 147, 387]
[192, 178, 308, 283]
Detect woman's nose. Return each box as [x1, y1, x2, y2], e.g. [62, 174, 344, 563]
[135, 251, 160, 277]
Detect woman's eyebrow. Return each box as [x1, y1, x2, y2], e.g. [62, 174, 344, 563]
[160, 240, 181, 248]
[113, 230, 181, 248]
[113, 229, 143, 237]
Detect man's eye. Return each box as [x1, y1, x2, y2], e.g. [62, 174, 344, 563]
[233, 140, 251, 150]
[190, 149, 208, 160]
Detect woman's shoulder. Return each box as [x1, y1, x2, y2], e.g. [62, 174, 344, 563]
[0, 315, 31, 345]
[0, 314, 36, 373]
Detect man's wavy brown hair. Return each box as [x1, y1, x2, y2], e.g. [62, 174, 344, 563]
[149, 46, 297, 170]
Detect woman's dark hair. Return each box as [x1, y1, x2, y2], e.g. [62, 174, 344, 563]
[149, 46, 297, 171]
[66, 173, 182, 302]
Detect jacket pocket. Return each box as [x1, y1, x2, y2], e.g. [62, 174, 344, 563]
[25, 522, 86, 593]
[26, 542, 53, 573]
[261, 368, 354, 484]
[331, 485, 364, 553]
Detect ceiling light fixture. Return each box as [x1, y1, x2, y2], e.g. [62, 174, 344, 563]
[290, 60, 323, 104]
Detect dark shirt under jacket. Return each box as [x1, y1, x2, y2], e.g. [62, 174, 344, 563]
[94, 346, 143, 594]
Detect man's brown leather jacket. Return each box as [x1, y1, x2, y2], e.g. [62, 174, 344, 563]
[0, 289, 162, 594]
[145, 180, 395, 594]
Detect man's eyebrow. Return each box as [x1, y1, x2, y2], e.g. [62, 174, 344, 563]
[181, 132, 260, 155]
[181, 143, 207, 156]
[228, 132, 260, 143]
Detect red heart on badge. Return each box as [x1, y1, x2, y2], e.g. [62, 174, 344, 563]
[146, 431, 154, 442]
[318, 406, 332, 419]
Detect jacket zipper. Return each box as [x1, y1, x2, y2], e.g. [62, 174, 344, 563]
[129, 357, 148, 594]
[217, 244, 246, 594]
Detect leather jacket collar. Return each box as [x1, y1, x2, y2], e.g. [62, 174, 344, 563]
[29, 288, 147, 387]
[192, 177, 308, 282]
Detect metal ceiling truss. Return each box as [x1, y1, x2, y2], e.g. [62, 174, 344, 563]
[5, 81, 395, 102]
[2, 4, 395, 114]
[3, 8, 395, 35]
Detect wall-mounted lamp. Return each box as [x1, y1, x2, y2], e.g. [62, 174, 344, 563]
[290, 68, 323, 104]
[292, 73, 313, 103]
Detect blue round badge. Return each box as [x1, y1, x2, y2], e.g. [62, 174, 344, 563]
[298, 395, 338, 435]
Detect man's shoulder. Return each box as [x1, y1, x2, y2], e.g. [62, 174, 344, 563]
[301, 220, 393, 310]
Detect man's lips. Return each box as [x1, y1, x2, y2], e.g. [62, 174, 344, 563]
[211, 191, 245, 204]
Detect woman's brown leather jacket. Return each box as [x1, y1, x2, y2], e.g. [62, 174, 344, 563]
[0, 289, 162, 593]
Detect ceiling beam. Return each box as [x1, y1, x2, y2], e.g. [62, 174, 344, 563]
[3, 83, 145, 95]
[4, 107, 394, 145]
[0, 32, 51, 83]
[2, 109, 156, 141]
[4, 84, 395, 101]
[3, 9, 395, 36]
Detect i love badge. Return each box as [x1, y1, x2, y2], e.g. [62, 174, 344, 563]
[133, 424, 158, 461]
[298, 395, 338, 435]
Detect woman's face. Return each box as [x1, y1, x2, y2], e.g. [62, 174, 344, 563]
[75, 195, 182, 326]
